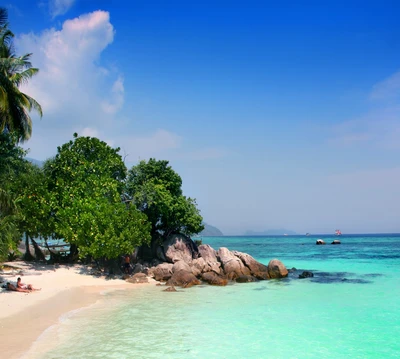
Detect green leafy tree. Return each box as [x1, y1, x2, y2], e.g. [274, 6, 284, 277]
[44, 134, 151, 260]
[0, 132, 28, 260]
[0, 7, 42, 142]
[126, 158, 204, 239]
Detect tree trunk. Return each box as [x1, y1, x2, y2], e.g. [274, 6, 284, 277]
[30, 237, 46, 261]
[68, 244, 79, 262]
[23, 233, 35, 261]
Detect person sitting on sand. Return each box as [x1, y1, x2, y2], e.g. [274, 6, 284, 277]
[17, 277, 41, 291]
[6, 282, 31, 293]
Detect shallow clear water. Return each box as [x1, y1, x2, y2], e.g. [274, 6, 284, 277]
[31, 235, 400, 358]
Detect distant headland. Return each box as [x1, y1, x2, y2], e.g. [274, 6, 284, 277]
[200, 223, 224, 236]
[245, 229, 297, 236]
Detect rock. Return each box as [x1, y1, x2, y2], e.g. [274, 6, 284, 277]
[232, 251, 270, 280]
[132, 263, 146, 275]
[298, 271, 314, 279]
[201, 272, 228, 286]
[316, 239, 326, 245]
[126, 273, 149, 284]
[149, 263, 173, 281]
[163, 234, 198, 264]
[217, 247, 251, 280]
[198, 244, 222, 274]
[172, 260, 192, 273]
[156, 246, 167, 262]
[236, 275, 257, 283]
[332, 240, 341, 245]
[163, 286, 177, 292]
[166, 269, 201, 288]
[191, 258, 206, 277]
[267, 259, 288, 279]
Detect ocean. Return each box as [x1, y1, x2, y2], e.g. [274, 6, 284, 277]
[25, 234, 400, 358]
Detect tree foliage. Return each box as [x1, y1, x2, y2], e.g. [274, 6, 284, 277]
[0, 132, 27, 260]
[43, 134, 151, 259]
[0, 7, 42, 142]
[126, 158, 204, 238]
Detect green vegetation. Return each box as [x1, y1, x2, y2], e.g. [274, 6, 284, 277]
[0, 8, 204, 267]
[126, 158, 204, 238]
[0, 8, 42, 142]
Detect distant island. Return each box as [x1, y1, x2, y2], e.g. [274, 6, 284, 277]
[245, 229, 297, 235]
[200, 223, 224, 236]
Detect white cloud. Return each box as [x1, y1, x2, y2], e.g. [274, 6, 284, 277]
[102, 77, 125, 114]
[370, 71, 400, 102]
[14, 10, 228, 165]
[15, 11, 122, 159]
[328, 70, 400, 148]
[118, 129, 183, 163]
[49, 0, 75, 19]
[80, 127, 99, 138]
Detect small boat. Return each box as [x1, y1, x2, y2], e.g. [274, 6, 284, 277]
[335, 229, 342, 236]
[306, 233, 310, 236]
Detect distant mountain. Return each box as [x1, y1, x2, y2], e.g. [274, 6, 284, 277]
[245, 229, 297, 235]
[200, 223, 224, 236]
[26, 157, 44, 167]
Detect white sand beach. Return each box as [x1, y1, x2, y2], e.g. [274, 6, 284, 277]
[0, 261, 157, 359]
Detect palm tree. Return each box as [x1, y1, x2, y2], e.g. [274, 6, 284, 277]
[0, 7, 42, 142]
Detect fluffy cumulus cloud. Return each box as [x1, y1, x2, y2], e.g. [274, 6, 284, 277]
[14, 10, 227, 164]
[15, 11, 122, 159]
[48, 0, 75, 18]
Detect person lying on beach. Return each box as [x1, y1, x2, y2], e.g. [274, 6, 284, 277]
[6, 282, 31, 293]
[17, 277, 41, 291]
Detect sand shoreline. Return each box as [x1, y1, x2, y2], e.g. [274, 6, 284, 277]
[0, 261, 157, 359]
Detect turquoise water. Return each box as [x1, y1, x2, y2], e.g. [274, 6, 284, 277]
[31, 235, 400, 358]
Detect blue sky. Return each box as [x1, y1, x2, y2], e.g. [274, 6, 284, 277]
[7, 0, 400, 234]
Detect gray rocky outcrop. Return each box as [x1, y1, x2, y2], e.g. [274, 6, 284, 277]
[201, 271, 228, 286]
[233, 251, 270, 280]
[217, 247, 251, 280]
[267, 259, 289, 279]
[140, 234, 289, 287]
[149, 262, 173, 281]
[163, 234, 199, 263]
[166, 269, 201, 288]
[198, 244, 222, 274]
[172, 260, 192, 273]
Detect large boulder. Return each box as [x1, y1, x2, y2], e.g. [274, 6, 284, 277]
[191, 258, 206, 277]
[217, 247, 251, 280]
[198, 244, 222, 274]
[267, 259, 288, 279]
[201, 271, 228, 286]
[172, 260, 192, 273]
[163, 234, 199, 264]
[149, 263, 173, 281]
[166, 269, 201, 288]
[232, 251, 270, 280]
